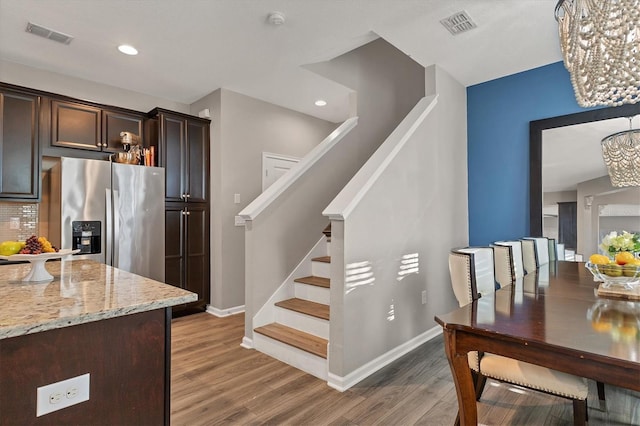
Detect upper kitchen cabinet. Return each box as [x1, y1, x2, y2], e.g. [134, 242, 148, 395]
[0, 84, 40, 200]
[148, 109, 210, 203]
[49, 98, 144, 154]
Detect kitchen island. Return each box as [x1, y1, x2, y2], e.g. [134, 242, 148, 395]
[0, 259, 196, 425]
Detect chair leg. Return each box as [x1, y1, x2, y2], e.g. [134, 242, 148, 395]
[597, 381, 606, 401]
[572, 399, 587, 426]
[472, 371, 487, 401]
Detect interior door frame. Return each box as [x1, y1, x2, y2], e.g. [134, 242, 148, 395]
[261, 152, 300, 192]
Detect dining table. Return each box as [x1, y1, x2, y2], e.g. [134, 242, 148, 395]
[435, 261, 640, 425]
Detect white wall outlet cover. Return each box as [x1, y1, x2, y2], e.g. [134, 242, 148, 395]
[36, 373, 90, 417]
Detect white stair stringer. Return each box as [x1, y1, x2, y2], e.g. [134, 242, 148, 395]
[294, 281, 330, 305]
[253, 332, 328, 380]
[275, 306, 329, 339]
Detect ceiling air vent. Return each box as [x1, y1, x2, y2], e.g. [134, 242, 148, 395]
[440, 11, 477, 35]
[25, 22, 73, 45]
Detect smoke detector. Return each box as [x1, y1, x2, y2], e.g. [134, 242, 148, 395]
[440, 11, 477, 35]
[25, 22, 73, 44]
[267, 11, 286, 26]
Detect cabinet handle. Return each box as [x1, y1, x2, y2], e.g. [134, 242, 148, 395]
[185, 194, 191, 199]
[182, 209, 190, 216]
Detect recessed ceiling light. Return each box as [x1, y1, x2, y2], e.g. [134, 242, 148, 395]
[118, 44, 138, 55]
[315, 100, 327, 107]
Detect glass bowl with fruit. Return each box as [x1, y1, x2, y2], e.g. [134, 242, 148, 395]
[586, 252, 640, 290]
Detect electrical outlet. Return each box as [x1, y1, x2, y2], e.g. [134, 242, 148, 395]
[36, 373, 90, 417]
[421, 290, 427, 305]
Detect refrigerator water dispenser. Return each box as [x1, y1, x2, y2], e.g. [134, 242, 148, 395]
[72, 221, 101, 255]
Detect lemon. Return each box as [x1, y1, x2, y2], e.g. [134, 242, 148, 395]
[0, 241, 23, 256]
[589, 254, 610, 265]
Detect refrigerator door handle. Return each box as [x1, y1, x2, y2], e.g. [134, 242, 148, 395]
[112, 189, 120, 268]
[105, 188, 113, 266]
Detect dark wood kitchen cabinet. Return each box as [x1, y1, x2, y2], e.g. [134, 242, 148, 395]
[0, 84, 40, 200]
[165, 203, 210, 315]
[50, 98, 144, 153]
[150, 109, 210, 315]
[148, 108, 209, 203]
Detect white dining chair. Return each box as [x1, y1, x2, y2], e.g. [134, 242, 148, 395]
[557, 243, 566, 260]
[447, 248, 589, 425]
[548, 238, 557, 262]
[493, 240, 525, 279]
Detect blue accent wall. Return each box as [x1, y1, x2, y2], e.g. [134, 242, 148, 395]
[467, 61, 593, 245]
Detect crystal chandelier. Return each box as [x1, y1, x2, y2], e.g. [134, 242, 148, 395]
[555, 0, 640, 107]
[601, 117, 640, 187]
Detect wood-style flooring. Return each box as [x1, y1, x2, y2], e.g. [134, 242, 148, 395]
[171, 313, 640, 425]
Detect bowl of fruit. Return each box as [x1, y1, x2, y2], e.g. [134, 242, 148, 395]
[0, 235, 78, 282]
[586, 252, 640, 290]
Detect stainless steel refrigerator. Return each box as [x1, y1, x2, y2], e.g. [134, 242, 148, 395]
[48, 157, 165, 282]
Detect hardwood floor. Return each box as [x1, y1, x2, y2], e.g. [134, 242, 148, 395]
[171, 313, 640, 425]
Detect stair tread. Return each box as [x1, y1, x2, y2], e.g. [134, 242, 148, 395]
[311, 256, 331, 263]
[275, 298, 330, 320]
[323, 224, 331, 238]
[294, 275, 330, 288]
[254, 323, 327, 358]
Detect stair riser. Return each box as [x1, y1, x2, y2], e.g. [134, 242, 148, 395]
[311, 261, 331, 279]
[253, 333, 327, 380]
[275, 307, 329, 339]
[294, 282, 330, 305]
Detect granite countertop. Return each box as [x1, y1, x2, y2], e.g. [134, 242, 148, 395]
[0, 259, 197, 339]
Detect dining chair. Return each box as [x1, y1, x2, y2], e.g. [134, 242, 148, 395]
[492, 241, 525, 287]
[521, 238, 538, 274]
[548, 238, 557, 262]
[448, 248, 589, 425]
[557, 243, 566, 260]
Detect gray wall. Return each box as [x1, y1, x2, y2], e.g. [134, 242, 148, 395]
[243, 37, 427, 341]
[330, 64, 466, 377]
[0, 59, 189, 113]
[190, 89, 336, 310]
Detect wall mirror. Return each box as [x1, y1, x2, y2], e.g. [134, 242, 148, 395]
[530, 103, 640, 258]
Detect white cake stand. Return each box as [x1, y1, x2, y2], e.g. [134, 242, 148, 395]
[0, 249, 80, 282]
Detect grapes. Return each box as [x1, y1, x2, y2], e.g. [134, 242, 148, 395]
[18, 235, 59, 254]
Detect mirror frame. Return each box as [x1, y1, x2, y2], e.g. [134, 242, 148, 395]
[529, 103, 640, 236]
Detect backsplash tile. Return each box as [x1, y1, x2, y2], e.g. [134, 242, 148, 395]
[0, 202, 39, 242]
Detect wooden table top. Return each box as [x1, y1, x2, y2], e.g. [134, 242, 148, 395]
[436, 261, 640, 371]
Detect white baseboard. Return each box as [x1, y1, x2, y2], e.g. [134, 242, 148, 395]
[240, 336, 254, 349]
[206, 304, 245, 317]
[327, 326, 442, 392]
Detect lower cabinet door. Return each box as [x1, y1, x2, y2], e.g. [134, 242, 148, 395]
[165, 203, 209, 315]
[165, 205, 185, 290]
[184, 204, 209, 308]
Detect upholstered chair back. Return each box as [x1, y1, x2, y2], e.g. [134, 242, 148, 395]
[548, 238, 557, 262]
[492, 244, 515, 288]
[521, 239, 538, 274]
[493, 241, 524, 279]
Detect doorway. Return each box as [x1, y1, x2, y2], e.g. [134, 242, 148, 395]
[262, 153, 300, 192]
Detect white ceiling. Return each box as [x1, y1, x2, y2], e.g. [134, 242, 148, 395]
[0, 0, 563, 123]
[543, 117, 634, 192]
